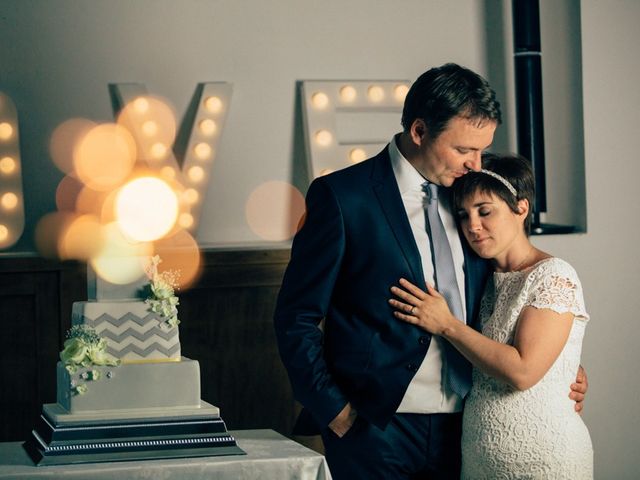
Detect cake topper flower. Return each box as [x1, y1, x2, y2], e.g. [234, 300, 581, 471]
[60, 325, 120, 395]
[144, 255, 181, 328]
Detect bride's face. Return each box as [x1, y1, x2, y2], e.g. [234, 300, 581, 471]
[456, 190, 527, 260]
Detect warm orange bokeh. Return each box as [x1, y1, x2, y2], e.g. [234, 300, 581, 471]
[245, 181, 306, 242]
[74, 123, 137, 191]
[49, 118, 96, 175]
[153, 228, 202, 289]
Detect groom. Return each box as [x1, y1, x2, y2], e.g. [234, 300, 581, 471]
[274, 63, 586, 479]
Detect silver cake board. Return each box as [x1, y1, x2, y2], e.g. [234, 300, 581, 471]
[23, 401, 245, 466]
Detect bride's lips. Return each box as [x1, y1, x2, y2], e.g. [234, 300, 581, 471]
[471, 237, 490, 245]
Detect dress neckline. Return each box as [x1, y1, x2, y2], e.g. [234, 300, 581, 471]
[493, 256, 556, 278]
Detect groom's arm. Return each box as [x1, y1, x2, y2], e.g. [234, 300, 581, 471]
[570, 365, 588, 414]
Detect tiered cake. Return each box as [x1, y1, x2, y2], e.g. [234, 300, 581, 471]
[24, 258, 244, 466]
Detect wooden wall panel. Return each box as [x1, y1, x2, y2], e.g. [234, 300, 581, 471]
[0, 257, 86, 441]
[179, 248, 295, 434]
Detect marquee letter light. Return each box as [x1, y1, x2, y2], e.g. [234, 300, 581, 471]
[0, 92, 25, 249]
[111, 83, 232, 233]
[300, 80, 410, 179]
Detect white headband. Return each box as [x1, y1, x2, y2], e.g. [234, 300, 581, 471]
[480, 169, 517, 197]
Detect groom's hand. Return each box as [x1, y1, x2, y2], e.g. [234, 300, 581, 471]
[328, 402, 357, 437]
[570, 365, 588, 414]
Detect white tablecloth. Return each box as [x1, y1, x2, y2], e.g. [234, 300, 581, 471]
[0, 429, 332, 480]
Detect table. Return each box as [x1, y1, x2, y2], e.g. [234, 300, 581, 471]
[0, 429, 332, 479]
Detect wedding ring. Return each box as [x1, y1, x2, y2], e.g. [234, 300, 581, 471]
[411, 306, 416, 315]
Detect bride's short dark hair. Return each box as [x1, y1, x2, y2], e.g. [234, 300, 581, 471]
[452, 153, 535, 235]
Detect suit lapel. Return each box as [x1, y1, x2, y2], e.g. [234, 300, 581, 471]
[370, 149, 425, 288]
[460, 231, 491, 331]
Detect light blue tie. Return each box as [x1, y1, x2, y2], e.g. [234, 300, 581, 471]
[423, 182, 471, 397]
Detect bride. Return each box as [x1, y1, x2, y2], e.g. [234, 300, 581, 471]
[390, 153, 593, 479]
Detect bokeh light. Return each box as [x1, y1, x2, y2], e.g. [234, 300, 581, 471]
[90, 223, 153, 285]
[150, 142, 168, 160]
[55, 175, 84, 211]
[153, 228, 202, 289]
[0, 225, 7, 242]
[117, 95, 177, 160]
[178, 213, 194, 229]
[182, 188, 199, 205]
[245, 181, 306, 242]
[160, 166, 176, 179]
[133, 97, 149, 114]
[34, 211, 76, 259]
[59, 214, 106, 260]
[50, 118, 97, 174]
[115, 176, 179, 242]
[142, 120, 158, 137]
[74, 123, 136, 191]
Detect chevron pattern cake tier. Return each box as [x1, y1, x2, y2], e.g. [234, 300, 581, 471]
[72, 301, 180, 362]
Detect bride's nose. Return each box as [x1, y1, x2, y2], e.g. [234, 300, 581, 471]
[467, 216, 482, 232]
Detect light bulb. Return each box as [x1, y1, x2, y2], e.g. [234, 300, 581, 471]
[150, 142, 167, 160]
[199, 119, 217, 136]
[188, 166, 205, 183]
[349, 148, 367, 163]
[205, 96, 223, 113]
[142, 120, 158, 137]
[0, 122, 13, 140]
[1, 192, 18, 210]
[367, 85, 385, 102]
[315, 129, 332, 147]
[340, 85, 357, 103]
[311, 92, 329, 109]
[133, 97, 149, 114]
[194, 143, 212, 160]
[394, 84, 409, 102]
[0, 156, 16, 174]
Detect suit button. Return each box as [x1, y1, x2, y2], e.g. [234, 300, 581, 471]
[406, 363, 418, 373]
[419, 336, 429, 345]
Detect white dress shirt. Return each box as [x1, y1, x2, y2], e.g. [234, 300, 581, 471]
[388, 136, 466, 413]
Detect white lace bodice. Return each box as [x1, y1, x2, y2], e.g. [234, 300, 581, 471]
[461, 257, 593, 479]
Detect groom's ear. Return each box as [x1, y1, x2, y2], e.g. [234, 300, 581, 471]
[410, 118, 428, 146]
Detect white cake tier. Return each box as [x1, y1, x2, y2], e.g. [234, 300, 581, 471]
[72, 300, 181, 362]
[57, 357, 201, 413]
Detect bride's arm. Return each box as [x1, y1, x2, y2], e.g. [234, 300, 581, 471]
[389, 278, 574, 391]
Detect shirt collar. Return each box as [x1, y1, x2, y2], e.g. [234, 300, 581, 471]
[389, 134, 427, 194]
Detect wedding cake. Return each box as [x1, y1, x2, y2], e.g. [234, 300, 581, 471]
[24, 256, 244, 466]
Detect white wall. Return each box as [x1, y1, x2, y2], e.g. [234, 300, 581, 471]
[1, 0, 639, 477]
[565, 1, 640, 478]
[0, 0, 486, 251]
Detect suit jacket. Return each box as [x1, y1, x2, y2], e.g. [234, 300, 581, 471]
[274, 146, 490, 433]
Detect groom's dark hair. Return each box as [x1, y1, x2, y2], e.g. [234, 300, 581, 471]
[401, 63, 502, 139]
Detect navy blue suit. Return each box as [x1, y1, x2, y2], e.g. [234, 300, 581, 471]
[274, 147, 490, 476]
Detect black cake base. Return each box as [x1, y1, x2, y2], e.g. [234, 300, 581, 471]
[24, 403, 245, 466]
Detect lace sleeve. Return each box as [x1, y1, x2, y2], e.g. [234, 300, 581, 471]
[526, 258, 590, 323]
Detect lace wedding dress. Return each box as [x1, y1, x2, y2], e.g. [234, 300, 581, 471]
[461, 257, 593, 479]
